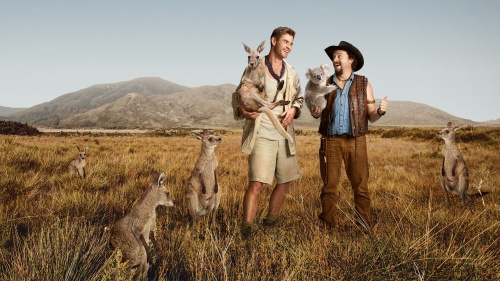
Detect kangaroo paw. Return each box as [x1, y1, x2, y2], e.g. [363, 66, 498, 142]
[214, 170, 219, 194]
[278, 100, 290, 105]
[200, 172, 207, 194]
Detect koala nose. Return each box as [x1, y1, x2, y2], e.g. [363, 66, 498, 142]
[315, 75, 322, 79]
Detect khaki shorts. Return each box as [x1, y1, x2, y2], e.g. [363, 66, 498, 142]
[248, 137, 301, 185]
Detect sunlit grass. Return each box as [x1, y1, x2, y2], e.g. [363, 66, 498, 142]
[0, 128, 498, 280]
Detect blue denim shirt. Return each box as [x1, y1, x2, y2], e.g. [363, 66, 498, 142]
[329, 73, 354, 136]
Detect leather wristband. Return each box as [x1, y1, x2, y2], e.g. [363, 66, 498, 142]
[377, 107, 386, 116]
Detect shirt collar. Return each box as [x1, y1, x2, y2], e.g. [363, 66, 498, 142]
[333, 72, 354, 84]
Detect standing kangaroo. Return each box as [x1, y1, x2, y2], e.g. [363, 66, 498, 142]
[437, 122, 470, 206]
[109, 171, 174, 281]
[69, 145, 87, 178]
[238, 40, 294, 143]
[185, 130, 222, 228]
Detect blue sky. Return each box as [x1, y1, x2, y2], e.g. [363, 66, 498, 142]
[1, 0, 499, 122]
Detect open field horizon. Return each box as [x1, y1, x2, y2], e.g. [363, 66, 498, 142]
[1, 128, 499, 280]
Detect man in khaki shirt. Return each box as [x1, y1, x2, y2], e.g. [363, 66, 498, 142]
[232, 26, 303, 239]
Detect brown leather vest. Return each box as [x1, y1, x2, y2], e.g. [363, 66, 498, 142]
[318, 74, 369, 137]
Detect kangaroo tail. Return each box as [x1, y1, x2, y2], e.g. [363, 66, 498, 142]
[260, 107, 294, 143]
[469, 192, 490, 199]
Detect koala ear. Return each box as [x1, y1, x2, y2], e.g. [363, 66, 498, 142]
[321, 64, 330, 72]
[305, 68, 312, 79]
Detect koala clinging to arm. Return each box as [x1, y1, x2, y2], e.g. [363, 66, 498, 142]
[304, 64, 337, 111]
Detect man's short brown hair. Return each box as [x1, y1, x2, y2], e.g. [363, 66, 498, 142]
[270, 26, 295, 40]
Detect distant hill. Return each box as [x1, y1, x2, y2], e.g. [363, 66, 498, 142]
[58, 84, 239, 129]
[484, 118, 500, 125]
[0, 106, 27, 119]
[292, 100, 479, 128]
[7, 77, 190, 127]
[366, 100, 477, 127]
[4, 77, 491, 129]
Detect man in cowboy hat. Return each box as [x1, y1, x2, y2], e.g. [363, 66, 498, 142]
[310, 41, 388, 230]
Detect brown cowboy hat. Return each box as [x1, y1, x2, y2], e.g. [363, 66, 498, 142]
[324, 41, 364, 72]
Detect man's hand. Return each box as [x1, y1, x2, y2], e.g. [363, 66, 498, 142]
[280, 107, 297, 127]
[238, 105, 260, 119]
[378, 96, 388, 114]
[310, 106, 322, 118]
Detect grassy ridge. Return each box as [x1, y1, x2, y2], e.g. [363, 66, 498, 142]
[0, 128, 499, 280]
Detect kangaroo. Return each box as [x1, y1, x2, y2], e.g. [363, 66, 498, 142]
[185, 130, 222, 228]
[109, 171, 174, 281]
[238, 40, 294, 143]
[69, 145, 87, 178]
[437, 122, 471, 206]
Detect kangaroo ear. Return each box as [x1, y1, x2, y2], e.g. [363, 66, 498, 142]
[454, 125, 461, 132]
[83, 147, 88, 151]
[151, 171, 160, 187]
[75, 144, 81, 151]
[192, 132, 203, 140]
[257, 40, 266, 53]
[158, 172, 166, 187]
[242, 42, 251, 53]
[447, 122, 454, 129]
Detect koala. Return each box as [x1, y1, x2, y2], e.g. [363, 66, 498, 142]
[304, 64, 337, 111]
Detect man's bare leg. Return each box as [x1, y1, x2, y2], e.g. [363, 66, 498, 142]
[264, 182, 291, 225]
[241, 181, 263, 238]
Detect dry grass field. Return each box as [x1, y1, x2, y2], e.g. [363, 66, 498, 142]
[0, 128, 498, 280]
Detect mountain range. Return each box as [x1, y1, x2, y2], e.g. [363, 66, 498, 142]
[0, 106, 26, 119]
[2, 77, 498, 129]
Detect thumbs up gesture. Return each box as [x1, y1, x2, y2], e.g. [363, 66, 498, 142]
[378, 96, 388, 115]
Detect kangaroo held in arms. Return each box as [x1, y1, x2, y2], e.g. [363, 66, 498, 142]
[109, 171, 174, 281]
[437, 122, 471, 206]
[238, 40, 294, 143]
[69, 145, 88, 178]
[186, 130, 222, 228]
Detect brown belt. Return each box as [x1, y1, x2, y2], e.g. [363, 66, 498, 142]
[330, 133, 352, 139]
